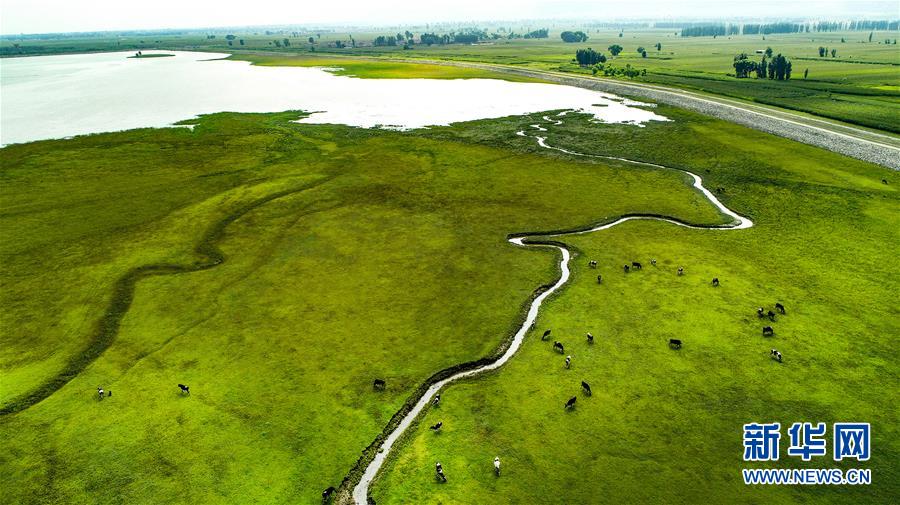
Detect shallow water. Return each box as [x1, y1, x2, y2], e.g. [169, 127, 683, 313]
[0, 51, 667, 146]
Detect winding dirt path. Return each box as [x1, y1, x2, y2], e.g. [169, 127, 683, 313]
[348, 118, 753, 504]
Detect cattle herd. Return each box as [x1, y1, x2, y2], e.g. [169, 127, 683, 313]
[334, 257, 793, 502]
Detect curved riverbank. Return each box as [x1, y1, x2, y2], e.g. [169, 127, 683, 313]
[344, 120, 753, 504]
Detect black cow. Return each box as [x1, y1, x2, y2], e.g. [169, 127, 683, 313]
[435, 462, 447, 482]
[882, 179, 889, 185]
[771, 349, 783, 362]
[177, 384, 190, 395]
[650, 259, 657, 266]
[432, 394, 441, 407]
[553, 341, 564, 353]
[373, 379, 386, 390]
[430, 421, 443, 431]
[767, 310, 776, 321]
[623, 264, 630, 273]
[97, 387, 105, 401]
[596, 274, 602, 284]
[586, 333, 594, 344]
[631, 261, 642, 270]
[712, 277, 719, 287]
[677, 267, 684, 276]
[763, 326, 774, 336]
[565, 396, 577, 410]
[582, 381, 592, 395]
[589, 260, 598, 268]
[669, 338, 682, 349]
[542, 329, 552, 341]
[757, 307, 765, 318]
[322, 486, 336, 504]
[775, 303, 785, 314]
[565, 355, 571, 369]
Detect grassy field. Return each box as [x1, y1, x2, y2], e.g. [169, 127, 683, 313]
[0, 109, 730, 504]
[5, 27, 897, 131]
[227, 53, 545, 81]
[372, 106, 900, 504]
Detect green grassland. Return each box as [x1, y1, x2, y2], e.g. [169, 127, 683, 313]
[0, 110, 732, 504]
[373, 106, 900, 504]
[226, 53, 546, 81]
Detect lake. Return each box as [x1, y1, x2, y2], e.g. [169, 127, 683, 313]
[0, 51, 667, 146]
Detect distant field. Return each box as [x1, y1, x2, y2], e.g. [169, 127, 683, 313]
[4, 27, 896, 132]
[228, 53, 547, 81]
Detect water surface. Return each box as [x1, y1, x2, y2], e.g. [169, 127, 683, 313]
[0, 51, 667, 145]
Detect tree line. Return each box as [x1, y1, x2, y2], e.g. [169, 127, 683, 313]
[733, 52, 792, 80]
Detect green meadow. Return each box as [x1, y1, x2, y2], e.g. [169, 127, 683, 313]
[373, 106, 900, 504]
[0, 109, 730, 504]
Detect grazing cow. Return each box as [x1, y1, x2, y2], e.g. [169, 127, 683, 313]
[775, 303, 785, 314]
[589, 260, 598, 269]
[177, 384, 190, 395]
[97, 387, 104, 401]
[757, 307, 765, 318]
[632, 261, 642, 270]
[677, 267, 684, 276]
[771, 349, 783, 362]
[763, 326, 774, 336]
[373, 379, 386, 391]
[530, 320, 536, 330]
[882, 179, 888, 185]
[623, 264, 630, 273]
[107, 390, 112, 397]
[712, 277, 719, 287]
[565, 396, 577, 410]
[553, 341, 565, 354]
[669, 338, 682, 349]
[767, 310, 776, 321]
[650, 259, 657, 266]
[432, 394, 441, 407]
[582, 381, 592, 395]
[430, 421, 443, 431]
[435, 462, 447, 482]
[596, 274, 602, 284]
[494, 457, 501, 476]
[542, 329, 552, 341]
[586, 333, 594, 344]
[565, 355, 572, 369]
[322, 487, 336, 504]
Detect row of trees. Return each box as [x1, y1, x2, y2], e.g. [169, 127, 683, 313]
[524, 29, 549, 39]
[561, 31, 589, 43]
[818, 46, 838, 57]
[733, 53, 792, 80]
[681, 20, 899, 36]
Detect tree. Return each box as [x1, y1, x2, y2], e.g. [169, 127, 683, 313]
[818, 46, 826, 57]
[636, 46, 645, 54]
[841, 37, 846, 43]
[768, 53, 791, 80]
[803, 68, 808, 79]
[225, 34, 236, 41]
[560, 31, 588, 43]
[274, 39, 282, 47]
[732, 53, 756, 78]
[239, 39, 245, 46]
[575, 48, 606, 66]
[757, 56, 767, 78]
[608, 44, 623, 56]
[765, 46, 773, 57]
[642, 50, 647, 58]
[831, 48, 837, 57]
[655, 42, 662, 51]
[282, 38, 290, 47]
[868, 31, 873, 42]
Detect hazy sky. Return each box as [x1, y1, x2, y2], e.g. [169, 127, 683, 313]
[1, 0, 898, 35]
